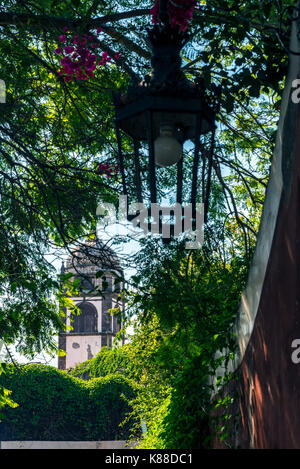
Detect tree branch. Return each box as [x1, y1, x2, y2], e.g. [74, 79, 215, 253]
[0, 8, 150, 30]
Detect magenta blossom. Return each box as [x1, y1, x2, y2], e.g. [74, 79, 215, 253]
[64, 46, 74, 54]
[151, 0, 197, 31]
[55, 29, 119, 82]
[97, 162, 119, 178]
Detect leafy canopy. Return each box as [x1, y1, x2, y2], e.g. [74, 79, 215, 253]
[0, 0, 294, 413]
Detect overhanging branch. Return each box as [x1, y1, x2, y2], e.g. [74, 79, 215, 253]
[0, 8, 150, 30]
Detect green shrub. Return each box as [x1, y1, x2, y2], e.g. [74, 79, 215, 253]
[0, 364, 138, 441]
[69, 345, 137, 381]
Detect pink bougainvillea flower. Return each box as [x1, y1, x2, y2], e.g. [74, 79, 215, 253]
[96, 27, 103, 33]
[86, 63, 96, 72]
[55, 29, 120, 82]
[150, 0, 197, 31]
[60, 56, 71, 65]
[150, 1, 159, 24]
[115, 53, 121, 60]
[97, 162, 119, 178]
[64, 46, 74, 54]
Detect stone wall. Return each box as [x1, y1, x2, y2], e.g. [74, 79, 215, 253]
[0, 440, 137, 449]
[213, 4, 300, 449]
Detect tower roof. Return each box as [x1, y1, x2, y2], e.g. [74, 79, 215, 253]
[65, 238, 122, 275]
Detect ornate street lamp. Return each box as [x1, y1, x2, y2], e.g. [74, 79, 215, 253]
[113, 0, 219, 230]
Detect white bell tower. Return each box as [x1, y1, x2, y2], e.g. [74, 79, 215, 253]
[58, 239, 123, 369]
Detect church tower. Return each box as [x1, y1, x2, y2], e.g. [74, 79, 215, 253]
[58, 239, 124, 370]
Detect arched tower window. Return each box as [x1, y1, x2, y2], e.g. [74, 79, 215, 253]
[71, 302, 98, 333]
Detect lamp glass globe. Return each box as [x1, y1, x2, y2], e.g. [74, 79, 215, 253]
[154, 125, 182, 167]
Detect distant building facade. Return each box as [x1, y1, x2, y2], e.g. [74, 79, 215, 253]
[58, 239, 124, 370]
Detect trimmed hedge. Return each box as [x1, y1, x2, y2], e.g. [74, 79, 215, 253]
[69, 345, 137, 381]
[0, 364, 138, 441]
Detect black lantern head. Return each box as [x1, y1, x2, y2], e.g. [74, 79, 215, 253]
[115, 24, 215, 146]
[113, 21, 218, 229]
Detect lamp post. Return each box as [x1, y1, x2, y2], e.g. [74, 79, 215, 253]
[113, 0, 219, 230]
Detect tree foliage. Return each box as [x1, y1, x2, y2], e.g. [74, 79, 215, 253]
[121, 238, 249, 448]
[68, 237, 250, 448]
[0, 0, 291, 358]
[0, 0, 295, 434]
